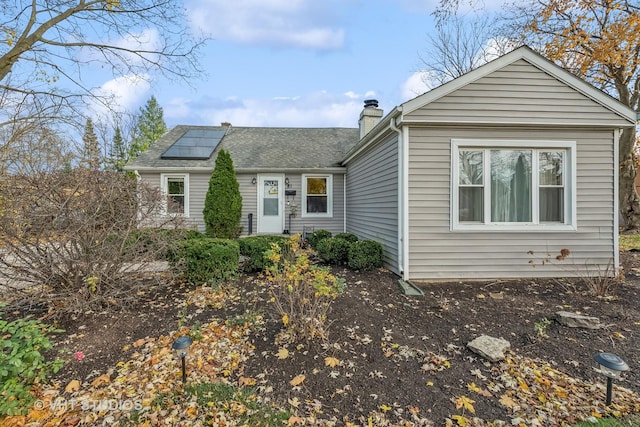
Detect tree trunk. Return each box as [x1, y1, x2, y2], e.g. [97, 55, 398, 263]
[618, 128, 640, 229]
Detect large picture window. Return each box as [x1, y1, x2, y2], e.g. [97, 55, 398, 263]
[302, 174, 333, 217]
[161, 174, 189, 216]
[453, 140, 575, 230]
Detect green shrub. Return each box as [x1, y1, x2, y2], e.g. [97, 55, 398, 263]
[308, 229, 332, 249]
[238, 235, 288, 272]
[348, 240, 384, 271]
[0, 313, 65, 416]
[317, 237, 351, 265]
[334, 232, 359, 243]
[203, 149, 243, 239]
[171, 238, 239, 285]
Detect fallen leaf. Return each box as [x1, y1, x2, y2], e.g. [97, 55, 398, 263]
[65, 380, 80, 393]
[288, 415, 304, 425]
[454, 395, 475, 414]
[132, 338, 147, 348]
[277, 348, 290, 359]
[499, 394, 517, 409]
[238, 376, 256, 386]
[379, 404, 392, 412]
[451, 415, 468, 426]
[290, 374, 306, 386]
[325, 356, 341, 367]
[91, 374, 110, 387]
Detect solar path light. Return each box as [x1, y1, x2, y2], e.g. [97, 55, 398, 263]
[172, 335, 193, 382]
[593, 352, 629, 406]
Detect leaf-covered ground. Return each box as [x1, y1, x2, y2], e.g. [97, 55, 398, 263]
[3, 252, 640, 426]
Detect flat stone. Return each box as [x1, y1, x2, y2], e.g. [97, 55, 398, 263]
[467, 335, 511, 362]
[555, 311, 601, 329]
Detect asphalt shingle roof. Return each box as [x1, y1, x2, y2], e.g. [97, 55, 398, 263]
[125, 125, 360, 171]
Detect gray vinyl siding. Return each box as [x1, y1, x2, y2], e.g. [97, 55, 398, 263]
[406, 126, 616, 280]
[345, 135, 399, 273]
[405, 60, 630, 127]
[139, 171, 345, 235]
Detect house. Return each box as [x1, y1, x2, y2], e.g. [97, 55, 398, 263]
[125, 46, 637, 281]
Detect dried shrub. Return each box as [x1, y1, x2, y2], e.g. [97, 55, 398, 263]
[528, 249, 622, 297]
[265, 235, 345, 343]
[0, 169, 186, 314]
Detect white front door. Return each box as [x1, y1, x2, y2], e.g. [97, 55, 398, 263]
[258, 175, 284, 234]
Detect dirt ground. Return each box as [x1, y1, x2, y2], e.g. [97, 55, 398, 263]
[7, 251, 640, 425]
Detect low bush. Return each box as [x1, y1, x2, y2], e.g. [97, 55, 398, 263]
[317, 237, 351, 265]
[171, 238, 239, 285]
[348, 240, 384, 271]
[0, 312, 65, 416]
[307, 229, 332, 249]
[334, 232, 359, 243]
[266, 235, 346, 342]
[238, 235, 287, 272]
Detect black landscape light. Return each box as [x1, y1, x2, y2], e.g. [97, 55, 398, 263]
[172, 335, 193, 382]
[594, 352, 629, 406]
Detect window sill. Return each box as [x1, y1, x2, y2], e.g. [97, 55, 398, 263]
[302, 213, 333, 219]
[451, 223, 577, 232]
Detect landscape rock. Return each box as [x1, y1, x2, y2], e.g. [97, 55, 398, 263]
[467, 335, 511, 362]
[555, 311, 601, 329]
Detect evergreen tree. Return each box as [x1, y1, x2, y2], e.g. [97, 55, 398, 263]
[203, 149, 242, 238]
[82, 118, 101, 170]
[129, 96, 168, 160]
[108, 126, 127, 171]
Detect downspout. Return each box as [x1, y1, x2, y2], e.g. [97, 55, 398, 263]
[613, 128, 621, 272]
[343, 173, 347, 232]
[389, 116, 405, 279]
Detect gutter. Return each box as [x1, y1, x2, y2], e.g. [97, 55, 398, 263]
[126, 166, 348, 174]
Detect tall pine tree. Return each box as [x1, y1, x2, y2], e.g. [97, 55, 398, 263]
[203, 149, 242, 238]
[82, 118, 101, 170]
[108, 126, 127, 171]
[129, 96, 168, 160]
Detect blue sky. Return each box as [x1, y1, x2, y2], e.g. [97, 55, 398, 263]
[92, 0, 451, 129]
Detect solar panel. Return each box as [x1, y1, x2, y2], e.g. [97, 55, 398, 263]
[161, 129, 226, 159]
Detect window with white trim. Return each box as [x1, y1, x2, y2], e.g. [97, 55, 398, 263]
[452, 140, 575, 230]
[161, 174, 189, 216]
[302, 174, 332, 217]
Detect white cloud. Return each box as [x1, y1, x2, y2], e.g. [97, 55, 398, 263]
[401, 71, 433, 101]
[88, 74, 151, 117]
[186, 0, 345, 50]
[164, 90, 379, 127]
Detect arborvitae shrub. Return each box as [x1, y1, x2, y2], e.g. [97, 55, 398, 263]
[334, 232, 359, 243]
[317, 237, 351, 265]
[308, 229, 332, 249]
[171, 238, 239, 285]
[238, 235, 288, 272]
[348, 240, 384, 271]
[203, 149, 242, 238]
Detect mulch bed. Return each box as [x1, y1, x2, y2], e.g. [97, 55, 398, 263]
[4, 252, 640, 425]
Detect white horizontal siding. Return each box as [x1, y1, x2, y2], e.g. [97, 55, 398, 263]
[405, 60, 630, 127]
[406, 127, 616, 280]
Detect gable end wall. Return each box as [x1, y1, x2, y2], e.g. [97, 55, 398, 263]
[345, 134, 400, 274]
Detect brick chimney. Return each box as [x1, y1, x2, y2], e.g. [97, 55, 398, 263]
[359, 99, 383, 139]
